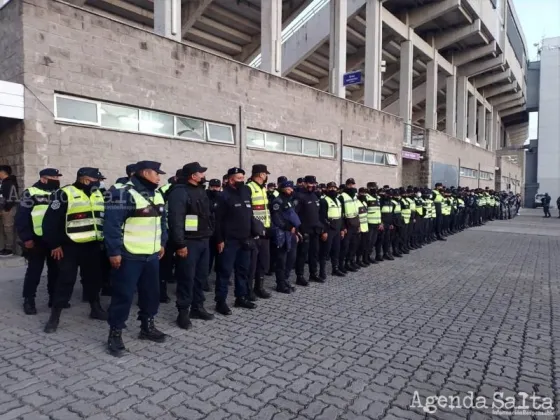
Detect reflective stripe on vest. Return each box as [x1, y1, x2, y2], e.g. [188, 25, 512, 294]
[433, 190, 443, 203]
[401, 200, 411, 224]
[63, 185, 104, 243]
[324, 196, 342, 220]
[340, 192, 358, 219]
[381, 205, 392, 214]
[27, 186, 51, 237]
[358, 201, 369, 232]
[185, 215, 198, 231]
[365, 194, 381, 225]
[407, 197, 416, 212]
[123, 188, 165, 255]
[415, 198, 424, 216]
[272, 190, 279, 198]
[248, 181, 271, 228]
[158, 183, 171, 195]
[391, 200, 401, 213]
[113, 182, 126, 189]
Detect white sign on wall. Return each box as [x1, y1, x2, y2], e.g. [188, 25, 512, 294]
[0, 80, 24, 120]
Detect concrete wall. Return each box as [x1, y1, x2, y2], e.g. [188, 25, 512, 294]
[15, 0, 403, 187]
[0, 0, 23, 83]
[497, 155, 523, 193]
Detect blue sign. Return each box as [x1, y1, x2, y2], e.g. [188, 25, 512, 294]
[343, 70, 362, 86]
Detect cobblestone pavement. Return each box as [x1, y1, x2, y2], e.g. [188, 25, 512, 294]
[1, 209, 559, 420]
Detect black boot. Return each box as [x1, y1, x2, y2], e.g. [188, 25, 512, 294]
[139, 318, 166, 343]
[296, 276, 309, 286]
[375, 254, 384, 262]
[345, 263, 358, 273]
[319, 262, 327, 281]
[47, 297, 70, 309]
[44, 308, 62, 333]
[247, 289, 258, 302]
[332, 268, 345, 277]
[176, 309, 192, 329]
[90, 301, 108, 321]
[190, 306, 215, 321]
[384, 254, 394, 261]
[215, 301, 232, 316]
[107, 328, 127, 357]
[23, 298, 37, 315]
[234, 296, 257, 309]
[254, 278, 271, 299]
[309, 273, 323, 283]
[276, 283, 291, 294]
[338, 265, 348, 274]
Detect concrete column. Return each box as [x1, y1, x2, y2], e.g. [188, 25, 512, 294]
[490, 109, 497, 151]
[261, 0, 282, 75]
[456, 76, 468, 140]
[425, 59, 438, 129]
[478, 105, 486, 147]
[399, 40, 413, 124]
[364, 0, 382, 109]
[329, 0, 347, 98]
[445, 74, 456, 137]
[154, 0, 181, 41]
[468, 94, 477, 142]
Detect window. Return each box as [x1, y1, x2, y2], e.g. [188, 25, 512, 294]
[246, 129, 335, 160]
[54, 94, 235, 145]
[207, 123, 234, 144]
[460, 167, 478, 178]
[479, 171, 493, 180]
[176, 117, 205, 141]
[55, 96, 98, 124]
[342, 145, 397, 167]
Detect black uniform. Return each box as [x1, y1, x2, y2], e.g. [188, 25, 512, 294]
[294, 189, 322, 283]
[377, 194, 393, 260]
[206, 189, 221, 281]
[338, 189, 360, 272]
[318, 193, 343, 277]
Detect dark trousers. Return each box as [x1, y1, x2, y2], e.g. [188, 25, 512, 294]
[175, 238, 208, 311]
[108, 255, 160, 329]
[296, 231, 319, 277]
[367, 225, 379, 258]
[22, 241, 58, 299]
[392, 225, 403, 254]
[249, 237, 270, 290]
[159, 242, 175, 299]
[544, 206, 551, 217]
[319, 228, 339, 273]
[414, 218, 423, 244]
[376, 225, 390, 257]
[215, 239, 250, 301]
[275, 239, 297, 288]
[357, 231, 369, 261]
[209, 236, 218, 273]
[52, 242, 102, 308]
[339, 227, 359, 267]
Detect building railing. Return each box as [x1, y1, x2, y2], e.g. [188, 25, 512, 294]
[403, 123, 425, 150]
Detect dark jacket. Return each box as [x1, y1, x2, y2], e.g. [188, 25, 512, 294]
[103, 176, 168, 259]
[15, 181, 57, 243]
[0, 175, 19, 211]
[270, 193, 301, 250]
[542, 195, 551, 206]
[214, 184, 253, 243]
[167, 182, 213, 248]
[294, 190, 322, 234]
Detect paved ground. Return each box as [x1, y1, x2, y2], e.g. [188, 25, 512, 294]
[1, 209, 559, 420]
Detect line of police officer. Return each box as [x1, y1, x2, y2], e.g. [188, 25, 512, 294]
[15, 161, 511, 357]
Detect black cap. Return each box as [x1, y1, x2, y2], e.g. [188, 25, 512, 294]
[279, 180, 294, 189]
[345, 178, 356, 186]
[277, 176, 287, 184]
[135, 161, 166, 174]
[222, 174, 228, 181]
[296, 177, 304, 184]
[358, 187, 367, 194]
[251, 164, 270, 175]
[435, 182, 443, 188]
[318, 183, 326, 189]
[366, 182, 377, 189]
[0, 165, 12, 175]
[182, 162, 207, 177]
[304, 175, 317, 184]
[77, 167, 104, 179]
[227, 167, 245, 176]
[326, 182, 337, 188]
[382, 185, 390, 189]
[175, 169, 183, 177]
[125, 164, 137, 176]
[267, 183, 276, 188]
[209, 179, 221, 187]
[39, 168, 62, 177]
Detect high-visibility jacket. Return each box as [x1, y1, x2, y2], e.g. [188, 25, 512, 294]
[248, 181, 271, 228]
[358, 200, 369, 233]
[339, 192, 359, 219]
[458, 198, 465, 208]
[365, 193, 381, 225]
[324, 196, 342, 220]
[494, 197, 500, 207]
[122, 186, 165, 255]
[415, 197, 424, 216]
[401, 199, 411, 225]
[63, 185, 104, 243]
[113, 182, 127, 189]
[442, 199, 451, 216]
[158, 183, 172, 195]
[424, 198, 434, 218]
[433, 190, 443, 203]
[408, 197, 416, 214]
[27, 186, 52, 237]
[391, 199, 401, 214]
[272, 190, 280, 198]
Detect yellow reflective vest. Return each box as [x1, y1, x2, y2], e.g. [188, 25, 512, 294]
[365, 193, 381, 225]
[339, 192, 359, 219]
[324, 196, 342, 220]
[357, 200, 369, 233]
[63, 185, 104, 243]
[248, 181, 271, 228]
[27, 186, 52, 237]
[401, 198, 411, 225]
[433, 189, 443, 203]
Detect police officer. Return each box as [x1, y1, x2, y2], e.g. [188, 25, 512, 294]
[15, 168, 62, 314]
[364, 183, 382, 264]
[43, 168, 107, 333]
[356, 188, 370, 267]
[247, 164, 272, 300]
[390, 189, 404, 258]
[399, 188, 411, 254]
[270, 180, 301, 293]
[318, 181, 344, 279]
[267, 176, 286, 276]
[377, 187, 393, 261]
[214, 167, 256, 315]
[104, 161, 168, 356]
[207, 178, 222, 288]
[167, 162, 215, 330]
[432, 183, 446, 241]
[111, 164, 137, 191]
[267, 183, 277, 201]
[338, 179, 360, 272]
[294, 175, 322, 285]
[413, 188, 425, 248]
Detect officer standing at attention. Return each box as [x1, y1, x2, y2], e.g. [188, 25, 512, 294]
[432, 183, 446, 241]
[111, 164, 137, 191]
[378, 188, 394, 261]
[15, 168, 63, 314]
[267, 176, 286, 276]
[103, 161, 168, 356]
[214, 167, 256, 315]
[338, 179, 361, 272]
[356, 188, 370, 267]
[247, 164, 273, 300]
[318, 181, 344, 280]
[270, 180, 301, 293]
[413, 188, 425, 248]
[167, 162, 215, 330]
[294, 175, 322, 286]
[207, 178, 222, 287]
[364, 183, 382, 264]
[42, 168, 107, 333]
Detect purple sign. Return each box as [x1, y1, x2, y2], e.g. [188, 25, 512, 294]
[402, 151, 421, 160]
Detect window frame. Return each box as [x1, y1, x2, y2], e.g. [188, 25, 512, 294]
[175, 116, 206, 143]
[246, 128, 336, 160]
[206, 121, 235, 145]
[54, 94, 101, 126]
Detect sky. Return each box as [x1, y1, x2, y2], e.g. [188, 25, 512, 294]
[513, 0, 560, 140]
